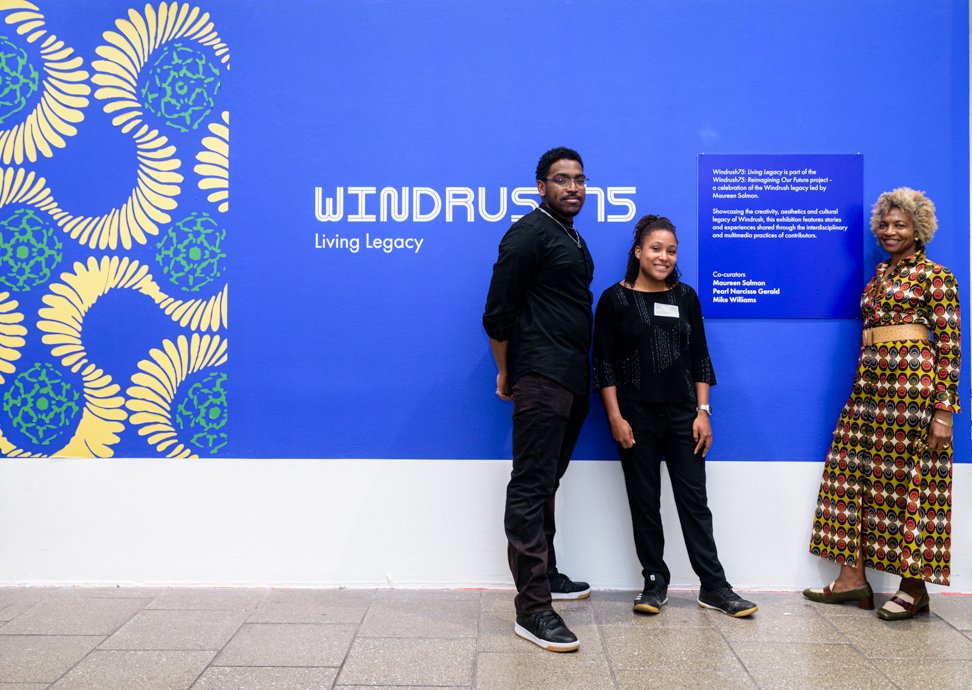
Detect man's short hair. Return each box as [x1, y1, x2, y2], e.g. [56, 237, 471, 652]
[536, 147, 584, 181]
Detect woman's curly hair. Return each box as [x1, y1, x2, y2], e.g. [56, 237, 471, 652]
[870, 187, 938, 246]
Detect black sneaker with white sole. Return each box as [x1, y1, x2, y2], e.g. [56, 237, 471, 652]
[549, 572, 591, 600]
[633, 581, 668, 614]
[514, 610, 580, 652]
[698, 586, 758, 617]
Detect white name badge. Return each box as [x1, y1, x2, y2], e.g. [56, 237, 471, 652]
[654, 303, 679, 318]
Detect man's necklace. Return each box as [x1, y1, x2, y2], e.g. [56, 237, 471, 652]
[538, 207, 581, 248]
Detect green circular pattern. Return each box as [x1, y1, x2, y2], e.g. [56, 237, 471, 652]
[140, 41, 221, 133]
[174, 371, 227, 454]
[0, 35, 39, 125]
[3, 362, 81, 447]
[0, 207, 63, 292]
[156, 212, 226, 292]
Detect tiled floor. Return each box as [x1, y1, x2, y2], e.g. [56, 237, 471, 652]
[1, 587, 970, 689]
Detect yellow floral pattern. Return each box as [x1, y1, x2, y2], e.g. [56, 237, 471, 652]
[126, 332, 227, 457]
[0, 1, 91, 164]
[194, 110, 227, 213]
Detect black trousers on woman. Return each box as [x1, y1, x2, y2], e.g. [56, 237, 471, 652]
[617, 398, 729, 591]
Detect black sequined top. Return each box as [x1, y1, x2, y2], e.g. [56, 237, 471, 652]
[592, 282, 716, 403]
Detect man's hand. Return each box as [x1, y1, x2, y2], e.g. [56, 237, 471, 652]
[496, 371, 513, 401]
[489, 338, 513, 401]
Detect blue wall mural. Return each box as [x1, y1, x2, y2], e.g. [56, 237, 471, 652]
[0, 1, 967, 462]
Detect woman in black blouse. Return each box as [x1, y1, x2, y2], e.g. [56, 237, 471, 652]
[593, 214, 757, 618]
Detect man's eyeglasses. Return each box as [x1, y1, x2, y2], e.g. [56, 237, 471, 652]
[544, 176, 589, 188]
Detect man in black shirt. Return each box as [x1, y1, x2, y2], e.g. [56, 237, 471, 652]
[483, 147, 594, 652]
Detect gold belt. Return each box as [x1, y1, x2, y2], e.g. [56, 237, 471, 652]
[861, 324, 930, 347]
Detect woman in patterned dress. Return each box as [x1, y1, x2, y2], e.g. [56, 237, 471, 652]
[803, 188, 961, 620]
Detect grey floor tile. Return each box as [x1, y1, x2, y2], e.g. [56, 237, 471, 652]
[263, 588, 376, 605]
[247, 602, 367, 625]
[550, 598, 597, 619]
[337, 637, 475, 686]
[707, 600, 843, 643]
[0, 602, 40, 624]
[192, 666, 338, 689]
[591, 590, 712, 627]
[357, 598, 479, 638]
[615, 669, 757, 689]
[0, 635, 102, 684]
[0, 597, 151, 636]
[478, 608, 601, 656]
[0, 683, 51, 689]
[873, 657, 970, 689]
[601, 625, 741, 671]
[730, 591, 820, 612]
[929, 594, 972, 630]
[829, 613, 972, 659]
[373, 589, 482, 602]
[336, 687, 466, 690]
[555, 604, 596, 624]
[213, 623, 355, 667]
[0, 589, 50, 605]
[0, 589, 56, 623]
[479, 589, 516, 614]
[49, 650, 215, 690]
[51, 587, 166, 600]
[101, 609, 248, 651]
[475, 652, 613, 690]
[731, 641, 893, 690]
[250, 589, 373, 624]
[147, 588, 267, 611]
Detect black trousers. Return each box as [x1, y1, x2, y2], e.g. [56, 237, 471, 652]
[618, 399, 728, 591]
[505, 373, 589, 616]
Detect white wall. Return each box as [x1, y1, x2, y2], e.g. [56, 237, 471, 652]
[1, 459, 969, 593]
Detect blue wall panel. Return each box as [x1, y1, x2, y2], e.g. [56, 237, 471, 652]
[0, 1, 966, 461]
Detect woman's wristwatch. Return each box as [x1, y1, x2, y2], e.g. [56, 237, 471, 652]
[697, 404, 712, 415]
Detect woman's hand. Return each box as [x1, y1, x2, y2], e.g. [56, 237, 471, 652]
[693, 411, 713, 457]
[609, 417, 635, 449]
[928, 410, 953, 453]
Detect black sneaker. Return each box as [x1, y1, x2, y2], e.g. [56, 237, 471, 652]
[549, 572, 591, 600]
[698, 586, 758, 617]
[633, 581, 668, 614]
[514, 610, 580, 652]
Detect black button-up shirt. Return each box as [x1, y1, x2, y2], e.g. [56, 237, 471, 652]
[483, 204, 594, 395]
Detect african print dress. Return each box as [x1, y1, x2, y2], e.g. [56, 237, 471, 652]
[809, 249, 961, 585]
